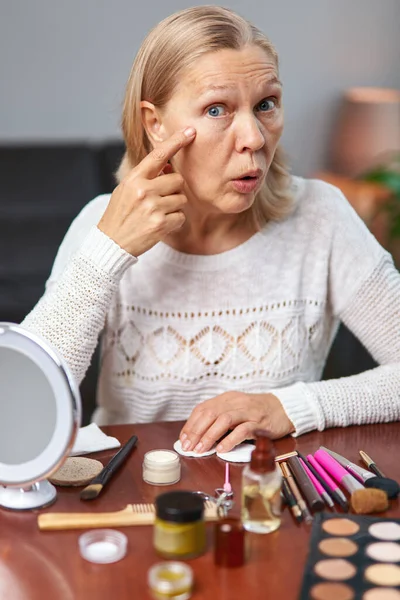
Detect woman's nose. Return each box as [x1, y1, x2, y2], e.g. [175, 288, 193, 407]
[234, 114, 265, 153]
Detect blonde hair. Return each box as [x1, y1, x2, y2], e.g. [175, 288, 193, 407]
[117, 5, 293, 224]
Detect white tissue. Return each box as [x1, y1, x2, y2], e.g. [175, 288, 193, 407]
[70, 423, 121, 456]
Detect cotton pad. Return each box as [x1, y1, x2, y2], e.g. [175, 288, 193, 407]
[216, 443, 255, 463]
[173, 439, 216, 457]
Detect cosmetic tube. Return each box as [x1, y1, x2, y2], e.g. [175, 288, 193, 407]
[299, 457, 334, 509]
[306, 454, 349, 511]
[314, 449, 364, 495]
[320, 447, 376, 483]
[287, 456, 324, 512]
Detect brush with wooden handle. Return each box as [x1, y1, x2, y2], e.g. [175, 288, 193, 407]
[38, 501, 218, 531]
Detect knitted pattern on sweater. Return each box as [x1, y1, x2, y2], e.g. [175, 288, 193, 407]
[21, 177, 400, 435]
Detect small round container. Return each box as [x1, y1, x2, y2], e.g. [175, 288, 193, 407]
[79, 529, 127, 564]
[143, 450, 181, 485]
[154, 491, 206, 559]
[148, 561, 193, 600]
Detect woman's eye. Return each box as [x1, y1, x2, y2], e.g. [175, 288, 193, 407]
[207, 105, 225, 117]
[257, 98, 277, 112]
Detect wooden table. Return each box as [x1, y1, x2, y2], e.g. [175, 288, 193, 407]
[1, 422, 399, 599]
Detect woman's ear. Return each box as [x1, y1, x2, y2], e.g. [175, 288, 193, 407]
[140, 101, 166, 146]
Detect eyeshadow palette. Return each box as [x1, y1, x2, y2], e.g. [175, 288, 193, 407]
[299, 513, 400, 600]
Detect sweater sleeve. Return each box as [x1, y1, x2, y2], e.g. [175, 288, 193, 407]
[273, 185, 400, 436]
[20, 197, 137, 384]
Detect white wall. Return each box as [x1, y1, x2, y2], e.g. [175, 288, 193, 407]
[1, 0, 399, 175]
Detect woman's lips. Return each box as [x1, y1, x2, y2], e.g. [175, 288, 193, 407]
[231, 176, 260, 194]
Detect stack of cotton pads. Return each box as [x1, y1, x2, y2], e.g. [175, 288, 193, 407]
[173, 440, 254, 462]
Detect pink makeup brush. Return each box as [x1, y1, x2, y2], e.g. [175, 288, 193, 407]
[223, 462, 232, 494]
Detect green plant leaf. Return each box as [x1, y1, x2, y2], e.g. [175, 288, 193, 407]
[363, 170, 400, 196]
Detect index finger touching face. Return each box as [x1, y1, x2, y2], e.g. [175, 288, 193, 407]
[139, 127, 196, 179]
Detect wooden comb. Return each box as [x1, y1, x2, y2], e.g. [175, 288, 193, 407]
[38, 500, 218, 531]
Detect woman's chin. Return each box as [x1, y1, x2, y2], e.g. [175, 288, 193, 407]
[222, 191, 256, 214]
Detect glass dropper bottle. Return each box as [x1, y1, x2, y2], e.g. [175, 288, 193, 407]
[241, 430, 282, 534]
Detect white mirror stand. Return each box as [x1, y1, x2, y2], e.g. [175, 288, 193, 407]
[0, 481, 58, 510]
[0, 323, 81, 510]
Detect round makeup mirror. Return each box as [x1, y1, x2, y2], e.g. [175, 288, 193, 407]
[0, 323, 81, 510]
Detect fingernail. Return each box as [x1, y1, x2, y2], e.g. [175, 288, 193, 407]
[217, 444, 224, 453]
[181, 433, 187, 441]
[183, 127, 195, 137]
[194, 442, 203, 453]
[183, 440, 191, 451]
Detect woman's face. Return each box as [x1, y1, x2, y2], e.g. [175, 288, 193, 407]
[155, 45, 284, 216]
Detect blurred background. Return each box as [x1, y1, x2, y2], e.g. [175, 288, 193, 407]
[1, 0, 399, 422]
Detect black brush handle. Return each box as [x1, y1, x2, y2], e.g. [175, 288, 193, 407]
[282, 478, 297, 508]
[90, 435, 138, 487]
[370, 463, 385, 478]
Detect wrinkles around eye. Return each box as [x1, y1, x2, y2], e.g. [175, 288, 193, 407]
[206, 97, 278, 119]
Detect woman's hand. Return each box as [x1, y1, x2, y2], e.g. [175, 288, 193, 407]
[179, 392, 295, 454]
[98, 127, 196, 257]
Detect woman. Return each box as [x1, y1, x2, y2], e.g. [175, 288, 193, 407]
[22, 6, 400, 454]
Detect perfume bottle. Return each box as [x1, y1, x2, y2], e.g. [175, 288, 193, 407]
[241, 430, 282, 534]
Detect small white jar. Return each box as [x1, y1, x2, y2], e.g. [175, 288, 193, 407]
[143, 450, 181, 485]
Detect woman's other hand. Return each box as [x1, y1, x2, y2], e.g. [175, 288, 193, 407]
[98, 127, 196, 257]
[179, 392, 295, 453]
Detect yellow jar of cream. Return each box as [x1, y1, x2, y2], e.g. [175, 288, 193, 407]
[154, 491, 206, 559]
[148, 561, 193, 600]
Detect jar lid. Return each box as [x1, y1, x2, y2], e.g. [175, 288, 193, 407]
[155, 491, 204, 523]
[144, 449, 180, 466]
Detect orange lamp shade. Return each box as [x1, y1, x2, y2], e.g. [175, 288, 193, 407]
[331, 87, 400, 177]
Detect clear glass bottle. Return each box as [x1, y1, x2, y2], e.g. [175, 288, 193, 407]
[241, 430, 282, 534]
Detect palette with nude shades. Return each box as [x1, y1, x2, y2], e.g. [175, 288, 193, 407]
[299, 513, 400, 600]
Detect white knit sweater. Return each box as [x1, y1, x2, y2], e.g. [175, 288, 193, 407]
[21, 177, 400, 436]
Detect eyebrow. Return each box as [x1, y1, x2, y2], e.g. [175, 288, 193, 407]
[197, 77, 282, 96]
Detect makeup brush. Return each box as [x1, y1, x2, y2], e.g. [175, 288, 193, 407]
[80, 434, 138, 501]
[280, 462, 313, 524]
[287, 456, 324, 512]
[281, 478, 303, 523]
[350, 488, 389, 514]
[299, 457, 334, 509]
[320, 446, 376, 483]
[359, 450, 399, 498]
[314, 448, 364, 495]
[306, 454, 349, 512]
[359, 450, 386, 478]
[223, 463, 232, 494]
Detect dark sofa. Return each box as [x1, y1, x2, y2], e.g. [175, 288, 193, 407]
[0, 142, 376, 424]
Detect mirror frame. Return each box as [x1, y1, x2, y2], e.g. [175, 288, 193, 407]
[0, 323, 81, 487]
